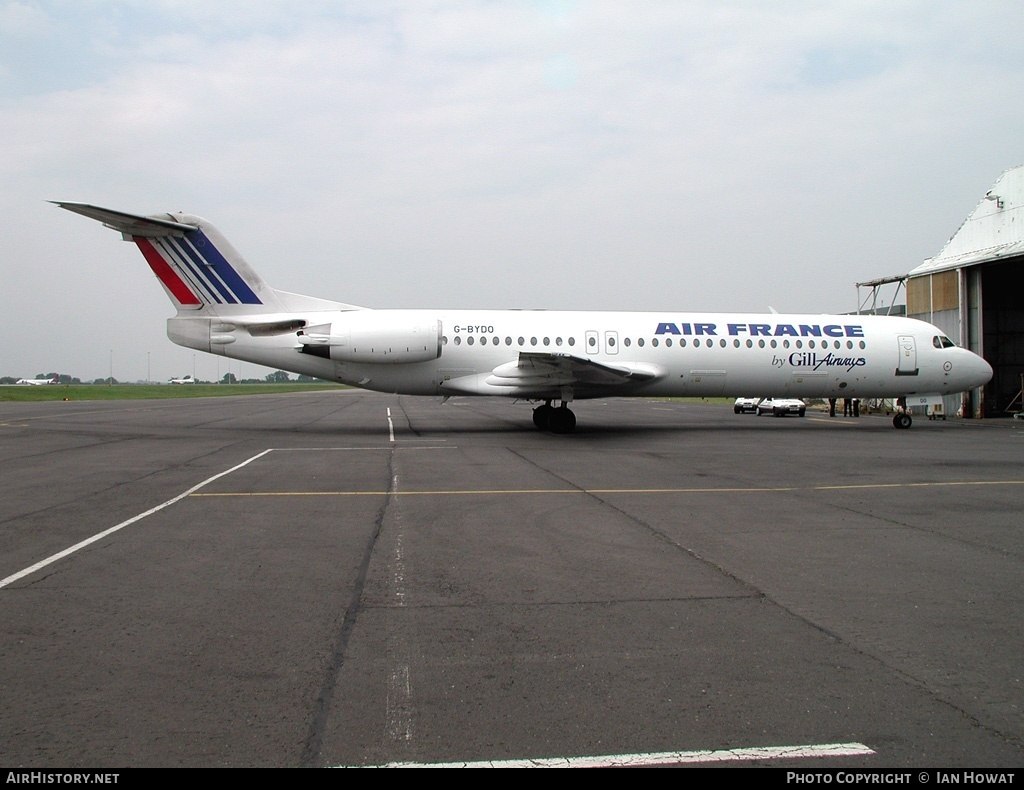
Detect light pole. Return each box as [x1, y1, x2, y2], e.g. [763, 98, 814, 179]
[147, 351, 151, 383]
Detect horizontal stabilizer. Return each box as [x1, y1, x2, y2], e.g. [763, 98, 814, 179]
[51, 202, 197, 238]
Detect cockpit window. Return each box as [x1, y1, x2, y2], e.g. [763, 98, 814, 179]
[932, 335, 956, 349]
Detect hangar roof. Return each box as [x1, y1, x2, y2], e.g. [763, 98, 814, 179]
[911, 164, 1024, 277]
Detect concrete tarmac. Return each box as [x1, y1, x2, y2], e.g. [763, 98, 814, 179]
[1, 391, 1022, 768]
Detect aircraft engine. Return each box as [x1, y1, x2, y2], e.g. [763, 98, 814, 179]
[298, 315, 442, 364]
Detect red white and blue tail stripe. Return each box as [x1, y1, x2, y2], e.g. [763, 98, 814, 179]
[134, 231, 262, 306]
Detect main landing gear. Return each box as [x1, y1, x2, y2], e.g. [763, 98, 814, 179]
[533, 401, 577, 434]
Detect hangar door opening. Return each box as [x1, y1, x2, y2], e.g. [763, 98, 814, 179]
[981, 258, 1024, 416]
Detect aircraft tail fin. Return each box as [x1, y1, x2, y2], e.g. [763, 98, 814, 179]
[53, 202, 358, 314]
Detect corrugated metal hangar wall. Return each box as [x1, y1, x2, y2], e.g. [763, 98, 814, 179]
[905, 165, 1024, 417]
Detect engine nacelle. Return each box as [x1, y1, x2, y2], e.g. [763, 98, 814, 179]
[298, 314, 442, 364]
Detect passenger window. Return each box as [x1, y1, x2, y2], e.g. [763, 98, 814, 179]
[638, 338, 645, 347]
[652, 338, 658, 347]
[624, 338, 631, 347]
[588, 336, 596, 348]
[665, 338, 672, 347]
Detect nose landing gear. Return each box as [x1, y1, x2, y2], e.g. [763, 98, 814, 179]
[893, 412, 912, 429]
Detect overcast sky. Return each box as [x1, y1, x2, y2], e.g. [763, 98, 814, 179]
[2, 1, 1022, 382]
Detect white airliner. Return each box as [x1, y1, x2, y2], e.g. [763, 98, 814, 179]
[169, 375, 197, 384]
[55, 202, 992, 432]
[16, 377, 57, 386]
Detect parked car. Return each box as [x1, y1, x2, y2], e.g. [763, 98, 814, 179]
[734, 397, 762, 414]
[756, 397, 806, 417]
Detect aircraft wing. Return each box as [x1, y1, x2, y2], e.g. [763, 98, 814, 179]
[485, 352, 662, 396]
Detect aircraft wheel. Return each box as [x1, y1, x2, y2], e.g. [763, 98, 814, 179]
[893, 412, 912, 430]
[548, 407, 576, 434]
[533, 404, 553, 430]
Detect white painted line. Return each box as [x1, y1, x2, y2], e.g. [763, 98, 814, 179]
[385, 664, 413, 744]
[271, 447, 452, 451]
[0, 449, 274, 589]
[364, 742, 874, 768]
[387, 407, 395, 442]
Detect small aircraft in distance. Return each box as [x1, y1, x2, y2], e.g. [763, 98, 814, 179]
[169, 375, 197, 385]
[16, 377, 58, 386]
[55, 202, 993, 432]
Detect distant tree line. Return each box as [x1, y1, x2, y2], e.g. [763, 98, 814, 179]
[3, 370, 330, 385]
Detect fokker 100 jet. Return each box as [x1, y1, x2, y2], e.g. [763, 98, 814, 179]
[55, 202, 992, 433]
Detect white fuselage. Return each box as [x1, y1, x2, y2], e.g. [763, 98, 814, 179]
[52, 201, 995, 430]
[169, 308, 992, 402]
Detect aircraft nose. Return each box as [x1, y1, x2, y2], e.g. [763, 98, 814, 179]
[976, 354, 994, 386]
[963, 350, 993, 389]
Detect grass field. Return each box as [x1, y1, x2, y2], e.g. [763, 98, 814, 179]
[0, 386, 820, 409]
[0, 383, 347, 402]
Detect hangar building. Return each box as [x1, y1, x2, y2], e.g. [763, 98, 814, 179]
[860, 164, 1024, 418]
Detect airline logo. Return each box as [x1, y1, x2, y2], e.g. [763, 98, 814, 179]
[133, 230, 262, 306]
[786, 351, 867, 372]
[655, 321, 865, 338]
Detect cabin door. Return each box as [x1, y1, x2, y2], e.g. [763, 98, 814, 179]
[896, 335, 918, 376]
